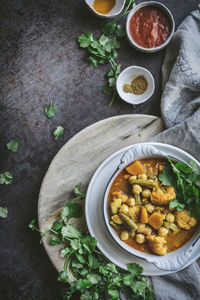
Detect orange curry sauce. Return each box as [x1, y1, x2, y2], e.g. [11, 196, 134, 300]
[130, 6, 171, 48]
[108, 158, 197, 254]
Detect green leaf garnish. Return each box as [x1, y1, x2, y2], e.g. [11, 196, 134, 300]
[0, 206, 8, 219]
[0, 172, 13, 185]
[53, 125, 64, 138]
[45, 103, 57, 118]
[7, 140, 19, 152]
[159, 159, 200, 218]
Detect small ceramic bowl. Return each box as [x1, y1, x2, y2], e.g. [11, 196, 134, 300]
[116, 66, 155, 105]
[85, 0, 125, 19]
[103, 143, 200, 271]
[126, 1, 175, 53]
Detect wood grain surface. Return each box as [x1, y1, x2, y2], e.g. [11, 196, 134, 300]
[38, 114, 163, 272]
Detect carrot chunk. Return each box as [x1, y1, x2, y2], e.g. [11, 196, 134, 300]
[148, 212, 164, 230]
[140, 206, 148, 224]
[126, 160, 146, 175]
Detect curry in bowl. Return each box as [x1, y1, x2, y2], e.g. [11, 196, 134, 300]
[108, 158, 198, 256]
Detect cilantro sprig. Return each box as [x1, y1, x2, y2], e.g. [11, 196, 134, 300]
[53, 125, 64, 139]
[0, 172, 13, 185]
[0, 207, 8, 219]
[159, 159, 200, 218]
[78, 0, 135, 107]
[29, 183, 154, 300]
[45, 103, 57, 118]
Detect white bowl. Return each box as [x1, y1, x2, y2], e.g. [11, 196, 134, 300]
[116, 66, 155, 105]
[126, 1, 175, 53]
[103, 143, 200, 271]
[85, 0, 125, 18]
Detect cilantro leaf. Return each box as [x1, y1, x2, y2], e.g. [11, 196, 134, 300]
[190, 160, 200, 174]
[108, 289, 119, 299]
[0, 206, 8, 219]
[158, 165, 176, 187]
[128, 263, 143, 277]
[53, 125, 64, 138]
[0, 172, 13, 185]
[7, 140, 19, 152]
[61, 202, 83, 220]
[45, 103, 57, 118]
[74, 183, 85, 198]
[61, 224, 82, 239]
[78, 32, 93, 48]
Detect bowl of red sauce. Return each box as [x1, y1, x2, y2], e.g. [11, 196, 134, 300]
[126, 1, 175, 53]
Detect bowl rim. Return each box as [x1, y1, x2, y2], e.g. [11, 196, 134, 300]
[103, 142, 200, 264]
[126, 1, 175, 53]
[116, 65, 155, 104]
[85, 0, 126, 19]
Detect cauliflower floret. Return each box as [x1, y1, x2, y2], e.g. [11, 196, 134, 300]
[146, 235, 167, 256]
[127, 205, 141, 222]
[151, 186, 176, 205]
[112, 191, 128, 202]
[175, 210, 197, 230]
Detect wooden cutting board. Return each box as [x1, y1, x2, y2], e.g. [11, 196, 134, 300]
[38, 114, 164, 272]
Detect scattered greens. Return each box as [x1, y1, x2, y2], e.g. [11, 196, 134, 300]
[0, 207, 8, 219]
[159, 159, 200, 218]
[7, 139, 19, 152]
[77, 0, 135, 107]
[53, 125, 64, 139]
[45, 103, 57, 118]
[0, 172, 13, 185]
[29, 184, 154, 300]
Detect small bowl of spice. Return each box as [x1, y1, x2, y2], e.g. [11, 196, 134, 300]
[85, 0, 125, 18]
[126, 1, 175, 52]
[116, 66, 155, 105]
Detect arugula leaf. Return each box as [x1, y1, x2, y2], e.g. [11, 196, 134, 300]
[61, 224, 82, 239]
[45, 103, 57, 118]
[7, 140, 19, 152]
[0, 206, 8, 219]
[53, 125, 64, 138]
[0, 172, 13, 185]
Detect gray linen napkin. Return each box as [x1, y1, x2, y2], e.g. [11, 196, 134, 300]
[150, 4, 200, 300]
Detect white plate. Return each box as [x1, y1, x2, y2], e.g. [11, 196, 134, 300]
[85, 142, 200, 276]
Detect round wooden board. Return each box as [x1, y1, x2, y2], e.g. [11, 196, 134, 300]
[38, 114, 164, 272]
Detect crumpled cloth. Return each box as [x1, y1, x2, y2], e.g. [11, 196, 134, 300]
[150, 4, 200, 300]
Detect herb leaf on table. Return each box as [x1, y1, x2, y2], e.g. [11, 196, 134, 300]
[0, 206, 8, 219]
[45, 103, 57, 118]
[77, 0, 135, 107]
[0, 172, 13, 185]
[7, 139, 19, 152]
[53, 125, 64, 139]
[29, 184, 154, 300]
[159, 159, 200, 218]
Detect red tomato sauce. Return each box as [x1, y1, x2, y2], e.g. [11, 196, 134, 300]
[130, 6, 171, 49]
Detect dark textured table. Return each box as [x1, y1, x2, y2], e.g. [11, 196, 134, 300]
[0, 1, 199, 299]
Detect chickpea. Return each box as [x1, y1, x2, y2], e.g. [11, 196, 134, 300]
[136, 223, 145, 233]
[132, 184, 142, 195]
[121, 230, 129, 241]
[113, 198, 122, 207]
[143, 226, 152, 236]
[166, 213, 175, 223]
[111, 214, 123, 224]
[135, 233, 146, 244]
[111, 202, 118, 214]
[158, 227, 169, 237]
[127, 197, 135, 207]
[138, 174, 147, 180]
[123, 174, 130, 180]
[129, 175, 137, 184]
[142, 189, 151, 198]
[145, 204, 155, 213]
[119, 204, 129, 214]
